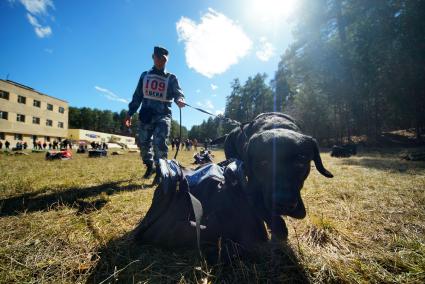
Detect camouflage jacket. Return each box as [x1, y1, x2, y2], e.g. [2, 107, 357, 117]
[128, 66, 184, 119]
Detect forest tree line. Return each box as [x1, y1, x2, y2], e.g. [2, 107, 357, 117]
[189, 0, 425, 144]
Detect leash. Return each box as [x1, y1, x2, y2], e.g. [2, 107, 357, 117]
[173, 107, 182, 159]
[173, 102, 245, 159]
[182, 102, 243, 127]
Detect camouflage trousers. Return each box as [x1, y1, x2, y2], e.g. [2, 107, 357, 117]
[138, 115, 171, 166]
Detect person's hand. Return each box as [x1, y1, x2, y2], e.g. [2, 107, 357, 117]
[176, 98, 186, 108]
[124, 115, 131, 127]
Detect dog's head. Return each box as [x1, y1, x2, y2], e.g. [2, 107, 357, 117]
[245, 129, 333, 219]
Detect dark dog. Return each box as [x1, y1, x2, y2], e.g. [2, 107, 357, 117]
[331, 144, 357, 158]
[224, 112, 333, 240]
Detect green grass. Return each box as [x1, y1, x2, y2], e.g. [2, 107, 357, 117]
[0, 148, 424, 283]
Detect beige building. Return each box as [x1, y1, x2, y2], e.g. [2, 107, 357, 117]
[68, 129, 136, 148]
[0, 79, 68, 147]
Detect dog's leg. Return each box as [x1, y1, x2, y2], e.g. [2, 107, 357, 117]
[253, 197, 288, 242]
[270, 215, 288, 241]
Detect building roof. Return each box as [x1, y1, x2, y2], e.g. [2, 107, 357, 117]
[0, 79, 68, 104]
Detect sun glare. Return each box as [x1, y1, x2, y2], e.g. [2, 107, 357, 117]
[250, 0, 296, 21]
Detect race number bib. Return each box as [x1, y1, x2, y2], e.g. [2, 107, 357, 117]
[142, 74, 172, 102]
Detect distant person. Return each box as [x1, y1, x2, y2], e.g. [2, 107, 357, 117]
[48, 142, 52, 150]
[0, 141, 2, 149]
[193, 138, 198, 151]
[175, 138, 180, 151]
[43, 142, 47, 149]
[125, 46, 185, 180]
[23, 141, 27, 150]
[5, 140, 10, 150]
[171, 138, 175, 150]
[32, 140, 37, 149]
[15, 141, 22, 151]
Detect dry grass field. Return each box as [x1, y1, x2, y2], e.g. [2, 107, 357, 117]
[0, 147, 424, 283]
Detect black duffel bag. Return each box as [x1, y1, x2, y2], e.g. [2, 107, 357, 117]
[132, 159, 268, 260]
[88, 149, 107, 157]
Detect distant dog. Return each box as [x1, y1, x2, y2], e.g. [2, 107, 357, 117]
[331, 144, 357, 158]
[224, 112, 333, 240]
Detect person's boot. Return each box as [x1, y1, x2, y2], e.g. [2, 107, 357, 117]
[143, 163, 154, 179]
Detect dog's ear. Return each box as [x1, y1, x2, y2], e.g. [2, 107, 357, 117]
[310, 138, 333, 178]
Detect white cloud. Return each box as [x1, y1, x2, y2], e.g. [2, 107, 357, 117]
[35, 26, 51, 37]
[210, 83, 218, 91]
[26, 12, 38, 25]
[196, 99, 214, 111]
[19, 0, 54, 15]
[44, 48, 53, 53]
[256, 37, 275, 61]
[176, 8, 252, 78]
[26, 13, 51, 38]
[10, 0, 54, 38]
[95, 86, 129, 104]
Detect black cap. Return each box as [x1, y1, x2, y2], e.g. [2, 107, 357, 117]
[154, 46, 169, 60]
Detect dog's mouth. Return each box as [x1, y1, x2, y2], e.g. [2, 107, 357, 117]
[273, 197, 306, 219]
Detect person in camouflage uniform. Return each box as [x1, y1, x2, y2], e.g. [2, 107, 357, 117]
[125, 46, 185, 180]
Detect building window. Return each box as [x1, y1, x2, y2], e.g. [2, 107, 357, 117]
[32, 117, 40, 124]
[16, 114, 25, 122]
[32, 135, 37, 141]
[45, 136, 50, 142]
[47, 103, 53, 111]
[0, 111, 8, 120]
[0, 90, 9, 100]
[18, 95, 26, 104]
[58, 121, 64, 128]
[59, 107, 65, 114]
[33, 100, 41, 108]
[15, 133, 23, 140]
[46, 119, 53, 127]
[0, 132, 5, 140]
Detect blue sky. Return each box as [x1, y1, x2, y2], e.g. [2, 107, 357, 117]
[0, 0, 295, 128]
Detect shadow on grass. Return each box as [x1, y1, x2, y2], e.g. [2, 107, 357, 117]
[0, 180, 154, 217]
[338, 156, 425, 173]
[87, 232, 310, 283]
